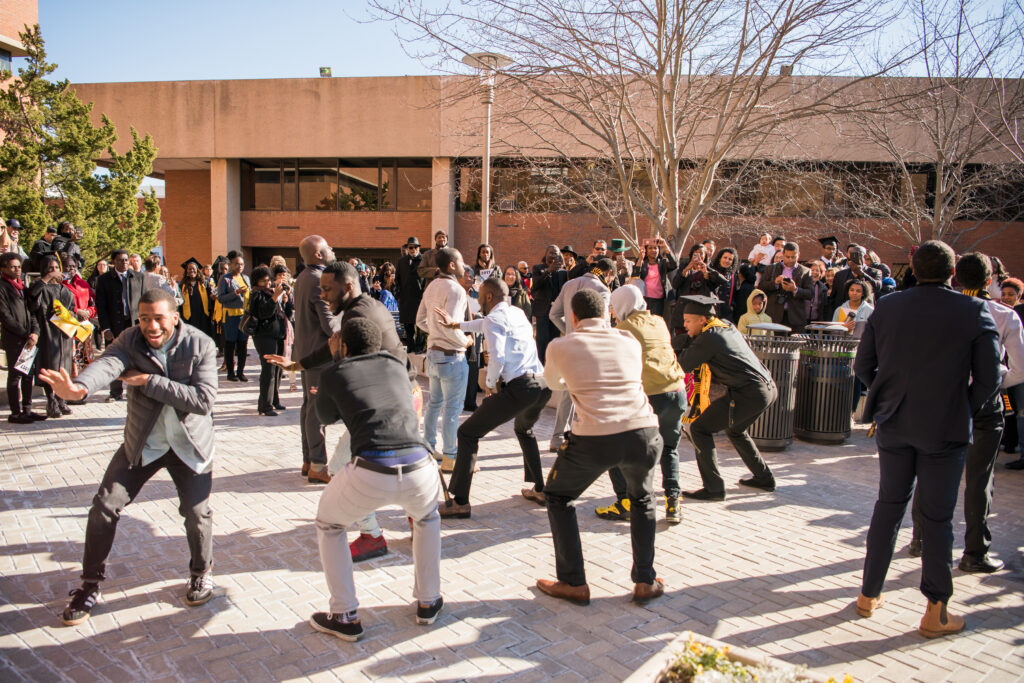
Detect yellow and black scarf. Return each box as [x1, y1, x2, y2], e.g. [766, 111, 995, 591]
[682, 317, 731, 424]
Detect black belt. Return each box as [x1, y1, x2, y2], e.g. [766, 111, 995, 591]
[429, 346, 463, 356]
[497, 372, 541, 391]
[353, 456, 433, 476]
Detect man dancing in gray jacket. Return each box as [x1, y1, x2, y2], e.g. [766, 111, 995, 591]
[41, 288, 219, 626]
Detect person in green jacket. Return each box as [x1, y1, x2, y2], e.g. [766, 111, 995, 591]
[596, 284, 690, 524]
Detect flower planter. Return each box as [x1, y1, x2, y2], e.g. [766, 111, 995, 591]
[625, 632, 844, 683]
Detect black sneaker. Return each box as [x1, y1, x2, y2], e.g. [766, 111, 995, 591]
[185, 573, 214, 606]
[416, 597, 444, 625]
[310, 612, 364, 641]
[61, 583, 100, 626]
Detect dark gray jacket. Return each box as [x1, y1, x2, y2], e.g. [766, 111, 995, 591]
[74, 322, 218, 468]
[292, 264, 339, 359]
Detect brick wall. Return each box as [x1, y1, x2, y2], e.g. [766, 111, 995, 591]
[0, 0, 37, 43]
[163, 170, 211, 270]
[453, 211, 1024, 275]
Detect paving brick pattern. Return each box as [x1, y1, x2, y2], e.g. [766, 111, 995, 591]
[2, 359, 1024, 682]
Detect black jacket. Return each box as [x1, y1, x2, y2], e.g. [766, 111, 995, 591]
[674, 321, 773, 391]
[248, 288, 285, 340]
[854, 283, 1001, 447]
[299, 293, 411, 379]
[831, 265, 882, 310]
[0, 277, 39, 352]
[95, 269, 145, 335]
[530, 264, 568, 321]
[759, 262, 814, 331]
[51, 235, 84, 269]
[396, 254, 424, 323]
[315, 351, 425, 455]
[633, 253, 679, 301]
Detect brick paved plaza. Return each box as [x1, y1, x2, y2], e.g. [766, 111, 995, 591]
[2, 356, 1024, 682]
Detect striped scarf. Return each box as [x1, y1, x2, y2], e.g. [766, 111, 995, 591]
[682, 317, 731, 424]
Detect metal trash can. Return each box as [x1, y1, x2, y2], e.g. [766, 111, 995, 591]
[793, 332, 860, 444]
[745, 334, 805, 451]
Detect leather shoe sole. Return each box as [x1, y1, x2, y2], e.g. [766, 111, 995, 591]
[958, 556, 1004, 573]
[632, 578, 665, 605]
[439, 501, 471, 519]
[681, 489, 726, 501]
[536, 579, 590, 606]
[738, 477, 776, 492]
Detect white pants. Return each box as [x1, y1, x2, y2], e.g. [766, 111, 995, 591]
[316, 457, 442, 614]
[327, 425, 381, 537]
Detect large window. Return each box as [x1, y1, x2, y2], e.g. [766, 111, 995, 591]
[240, 158, 433, 211]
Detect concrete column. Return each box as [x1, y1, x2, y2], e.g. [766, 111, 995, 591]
[210, 158, 241, 255]
[432, 157, 455, 240]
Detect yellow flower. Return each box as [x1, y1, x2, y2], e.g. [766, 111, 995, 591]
[844, 676, 854, 683]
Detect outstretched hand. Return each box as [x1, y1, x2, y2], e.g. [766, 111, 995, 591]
[38, 368, 87, 401]
[265, 354, 299, 371]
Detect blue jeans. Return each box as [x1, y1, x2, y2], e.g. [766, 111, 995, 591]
[610, 389, 688, 499]
[422, 350, 468, 456]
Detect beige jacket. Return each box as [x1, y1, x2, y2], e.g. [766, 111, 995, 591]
[544, 317, 657, 436]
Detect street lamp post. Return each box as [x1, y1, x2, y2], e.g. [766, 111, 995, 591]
[462, 52, 513, 245]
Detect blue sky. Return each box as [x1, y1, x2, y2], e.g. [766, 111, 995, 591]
[39, 0, 432, 83]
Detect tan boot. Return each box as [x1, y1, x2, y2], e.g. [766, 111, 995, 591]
[856, 592, 884, 617]
[919, 600, 965, 638]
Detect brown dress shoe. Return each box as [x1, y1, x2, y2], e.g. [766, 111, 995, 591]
[856, 592, 884, 617]
[919, 600, 965, 638]
[307, 467, 331, 484]
[632, 578, 665, 605]
[439, 500, 471, 519]
[301, 463, 310, 477]
[536, 579, 590, 606]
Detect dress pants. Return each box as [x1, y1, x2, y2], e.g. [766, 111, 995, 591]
[910, 397, 1003, 559]
[862, 427, 967, 604]
[449, 374, 552, 503]
[4, 345, 34, 415]
[534, 318, 560, 365]
[644, 297, 666, 318]
[326, 424, 383, 537]
[316, 456, 441, 614]
[545, 427, 662, 586]
[252, 335, 283, 412]
[301, 368, 328, 466]
[82, 448, 213, 582]
[609, 389, 688, 499]
[689, 380, 777, 493]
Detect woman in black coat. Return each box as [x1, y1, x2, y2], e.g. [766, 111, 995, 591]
[633, 237, 678, 317]
[247, 266, 288, 416]
[28, 255, 75, 418]
[707, 247, 741, 321]
[669, 244, 713, 333]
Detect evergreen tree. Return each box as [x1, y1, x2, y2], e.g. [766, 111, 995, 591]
[0, 25, 160, 269]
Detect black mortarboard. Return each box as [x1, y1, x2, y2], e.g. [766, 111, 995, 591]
[181, 257, 203, 271]
[679, 294, 721, 317]
[818, 236, 839, 247]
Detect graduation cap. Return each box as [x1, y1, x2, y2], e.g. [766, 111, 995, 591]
[818, 236, 839, 247]
[679, 294, 721, 317]
[181, 257, 203, 272]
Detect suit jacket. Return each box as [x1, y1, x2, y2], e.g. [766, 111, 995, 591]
[0, 277, 39, 352]
[760, 262, 813, 331]
[395, 254, 424, 323]
[292, 264, 339, 359]
[530, 264, 568, 321]
[95, 269, 145, 335]
[831, 265, 882, 311]
[854, 283, 1001, 447]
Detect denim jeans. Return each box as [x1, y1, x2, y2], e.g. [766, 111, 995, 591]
[422, 350, 468, 456]
[610, 389, 688, 499]
[82, 448, 212, 582]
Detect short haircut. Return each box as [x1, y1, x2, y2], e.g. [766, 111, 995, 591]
[1001, 277, 1023, 296]
[782, 241, 798, 253]
[271, 265, 289, 279]
[129, 253, 141, 260]
[480, 277, 509, 300]
[593, 239, 606, 247]
[912, 241, 956, 283]
[954, 252, 993, 290]
[434, 230, 447, 239]
[571, 289, 606, 321]
[110, 249, 128, 260]
[0, 252, 22, 268]
[139, 287, 177, 310]
[324, 260, 358, 283]
[435, 247, 460, 274]
[143, 254, 161, 272]
[341, 317, 381, 356]
[251, 265, 271, 284]
[595, 257, 616, 273]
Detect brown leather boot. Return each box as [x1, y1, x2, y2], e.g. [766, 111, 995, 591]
[919, 600, 965, 638]
[856, 592, 884, 617]
[633, 578, 665, 605]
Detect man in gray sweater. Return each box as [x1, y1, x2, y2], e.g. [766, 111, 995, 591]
[40, 288, 218, 626]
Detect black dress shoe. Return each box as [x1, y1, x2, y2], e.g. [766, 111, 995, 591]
[681, 488, 726, 501]
[225, 375, 239, 382]
[272, 403, 286, 411]
[738, 476, 776, 492]
[8, 413, 34, 424]
[1006, 458, 1024, 470]
[258, 409, 279, 417]
[24, 412, 47, 421]
[237, 373, 250, 382]
[958, 554, 1004, 573]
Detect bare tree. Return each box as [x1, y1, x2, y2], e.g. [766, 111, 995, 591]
[371, 0, 900, 253]
[832, 0, 1024, 250]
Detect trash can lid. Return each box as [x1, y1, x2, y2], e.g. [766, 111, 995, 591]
[805, 322, 850, 334]
[747, 322, 792, 335]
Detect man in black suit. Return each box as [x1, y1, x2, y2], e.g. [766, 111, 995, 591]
[396, 237, 425, 352]
[853, 240, 1001, 638]
[758, 241, 813, 333]
[94, 249, 145, 401]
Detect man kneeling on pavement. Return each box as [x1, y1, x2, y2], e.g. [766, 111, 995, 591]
[310, 318, 443, 641]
